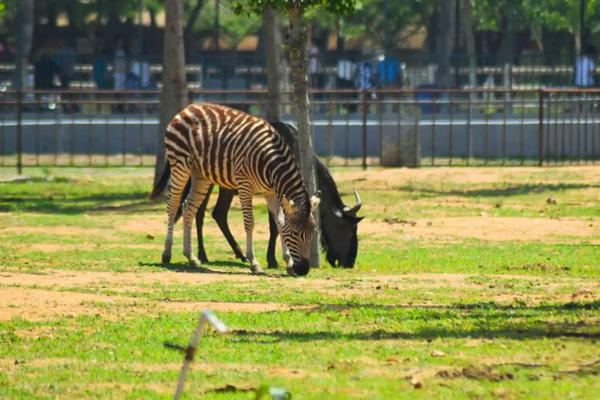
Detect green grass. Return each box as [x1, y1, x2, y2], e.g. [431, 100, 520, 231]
[1, 166, 599, 399]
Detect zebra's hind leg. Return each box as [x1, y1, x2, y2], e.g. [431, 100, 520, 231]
[238, 184, 264, 275]
[182, 177, 212, 268]
[162, 164, 191, 265]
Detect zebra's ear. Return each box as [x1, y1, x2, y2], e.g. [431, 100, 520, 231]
[310, 193, 321, 210]
[281, 196, 297, 215]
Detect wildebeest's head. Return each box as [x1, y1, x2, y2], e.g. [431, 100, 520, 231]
[319, 184, 363, 268]
[269, 121, 364, 269]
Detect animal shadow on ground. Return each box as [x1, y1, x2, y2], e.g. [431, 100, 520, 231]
[138, 261, 288, 278]
[393, 182, 600, 198]
[0, 191, 152, 214]
[230, 300, 600, 343]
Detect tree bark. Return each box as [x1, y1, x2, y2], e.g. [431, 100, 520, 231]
[287, 5, 319, 268]
[14, 0, 34, 91]
[435, 0, 456, 87]
[263, 7, 282, 122]
[155, 0, 188, 186]
[184, 0, 206, 59]
[149, 6, 158, 29]
[460, 0, 476, 89]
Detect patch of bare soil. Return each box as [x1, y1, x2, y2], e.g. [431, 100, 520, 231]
[1, 226, 105, 236]
[360, 216, 599, 243]
[2, 269, 598, 322]
[337, 166, 600, 186]
[22, 243, 158, 252]
[436, 365, 514, 381]
[2, 357, 314, 380]
[0, 287, 317, 321]
[0, 269, 272, 287]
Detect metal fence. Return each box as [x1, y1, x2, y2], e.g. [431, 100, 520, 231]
[1, 88, 599, 172]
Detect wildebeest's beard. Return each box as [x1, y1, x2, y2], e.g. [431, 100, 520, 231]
[320, 214, 360, 268]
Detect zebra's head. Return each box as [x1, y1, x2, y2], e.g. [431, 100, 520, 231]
[280, 193, 321, 276]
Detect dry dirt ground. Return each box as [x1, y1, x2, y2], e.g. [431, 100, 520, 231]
[2, 269, 599, 322]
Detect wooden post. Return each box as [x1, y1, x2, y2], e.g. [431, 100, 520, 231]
[538, 89, 545, 166]
[362, 89, 368, 169]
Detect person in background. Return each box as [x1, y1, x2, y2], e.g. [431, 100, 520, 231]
[93, 47, 112, 89]
[336, 58, 356, 112]
[113, 35, 128, 90]
[575, 46, 596, 88]
[308, 39, 322, 89]
[33, 38, 58, 90]
[356, 59, 375, 94]
[336, 58, 355, 89]
[376, 53, 402, 88]
[54, 36, 76, 90]
[54, 36, 77, 112]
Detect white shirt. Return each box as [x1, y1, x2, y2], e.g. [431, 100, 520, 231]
[337, 60, 354, 81]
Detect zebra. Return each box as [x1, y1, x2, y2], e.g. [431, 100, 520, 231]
[175, 122, 363, 269]
[150, 103, 320, 276]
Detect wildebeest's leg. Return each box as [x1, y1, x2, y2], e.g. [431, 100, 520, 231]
[212, 187, 247, 262]
[264, 194, 292, 270]
[266, 213, 279, 269]
[238, 182, 263, 274]
[162, 164, 191, 264]
[182, 177, 212, 268]
[195, 183, 214, 263]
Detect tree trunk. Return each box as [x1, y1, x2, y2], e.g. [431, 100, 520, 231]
[46, 1, 57, 29]
[13, 0, 34, 91]
[155, 0, 188, 186]
[461, 0, 476, 89]
[263, 7, 282, 122]
[149, 6, 158, 29]
[435, 0, 456, 87]
[184, 0, 205, 59]
[287, 5, 319, 268]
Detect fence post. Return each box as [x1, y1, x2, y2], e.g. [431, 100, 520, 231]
[16, 89, 23, 175]
[538, 88, 544, 166]
[362, 89, 368, 170]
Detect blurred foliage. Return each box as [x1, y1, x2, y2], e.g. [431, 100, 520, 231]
[473, 0, 600, 33]
[231, 0, 357, 15]
[0, 0, 598, 54]
[195, 1, 261, 48]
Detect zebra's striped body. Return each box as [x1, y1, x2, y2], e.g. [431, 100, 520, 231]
[151, 103, 319, 276]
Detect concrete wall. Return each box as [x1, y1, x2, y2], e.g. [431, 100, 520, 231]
[1, 113, 599, 163]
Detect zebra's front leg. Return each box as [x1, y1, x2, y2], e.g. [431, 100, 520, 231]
[239, 186, 264, 274]
[265, 194, 292, 270]
[182, 177, 211, 268]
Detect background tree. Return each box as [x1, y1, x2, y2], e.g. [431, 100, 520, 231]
[461, 0, 476, 89]
[12, 0, 34, 92]
[184, 0, 206, 59]
[234, 0, 356, 268]
[263, 6, 283, 122]
[434, 0, 456, 87]
[155, 0, 188, 186]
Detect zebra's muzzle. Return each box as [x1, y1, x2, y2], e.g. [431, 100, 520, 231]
[291, 258, 310, 276]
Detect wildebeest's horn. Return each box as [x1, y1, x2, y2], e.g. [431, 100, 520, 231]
[343, 188, 362, 216]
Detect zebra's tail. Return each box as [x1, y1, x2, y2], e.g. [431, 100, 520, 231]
[149, 163, 171, 199]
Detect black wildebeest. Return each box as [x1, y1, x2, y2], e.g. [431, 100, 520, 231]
[176, 122, 363, 268]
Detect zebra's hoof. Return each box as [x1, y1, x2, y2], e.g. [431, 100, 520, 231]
[161, 252, 171, 264]
[251, 264, 265, 275]
[188, 257, 202, 268]
[286, 266, 297, 277]
[267, 261, 279, 269]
